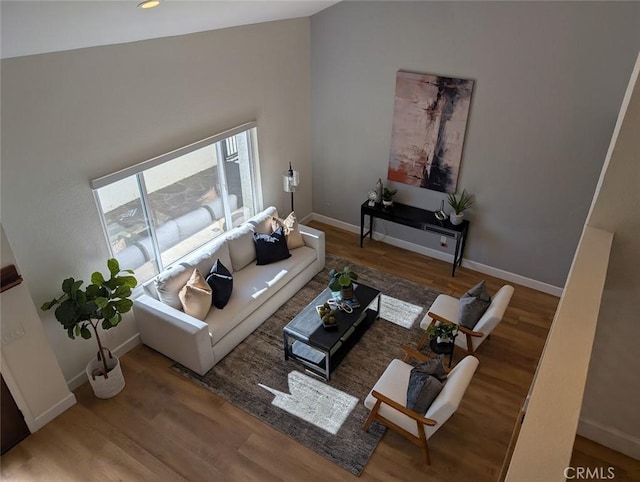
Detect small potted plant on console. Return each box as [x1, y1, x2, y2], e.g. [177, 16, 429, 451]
[382, 187, 398, 208]
[447, 189, 473, 225]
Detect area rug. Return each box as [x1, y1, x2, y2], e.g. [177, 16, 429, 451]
[171, 254, 440, 475]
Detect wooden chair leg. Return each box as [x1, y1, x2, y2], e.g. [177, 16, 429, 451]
[417, 421, 431, 465]
[465, 333, 475, 354]
[363, 399, 381, 432]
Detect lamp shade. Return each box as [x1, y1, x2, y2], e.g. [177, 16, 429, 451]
[283, 163, 299, 193]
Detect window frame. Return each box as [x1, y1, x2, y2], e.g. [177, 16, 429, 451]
[91, 121, 262, 284]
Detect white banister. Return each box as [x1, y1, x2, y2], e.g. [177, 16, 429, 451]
[505, 225, 613, 481]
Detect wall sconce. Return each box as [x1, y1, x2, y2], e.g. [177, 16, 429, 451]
[282, 162, 299, 213]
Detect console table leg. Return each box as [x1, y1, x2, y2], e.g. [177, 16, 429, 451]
[452, 237, 462, 277]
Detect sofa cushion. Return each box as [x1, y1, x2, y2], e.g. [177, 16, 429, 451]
[247, 206, 278, 234]
[253, 227, 291, 265]
[204, 245, 317, 344]
[458, 280, 492, 329]
[206, 259, 233, 309]
[155, 236, 231, 310]
[226, 224, 256, 272]
[271, 211, 305, 249]
[178, 269, 212, 321]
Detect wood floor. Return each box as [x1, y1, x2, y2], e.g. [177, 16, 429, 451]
[2, 222, 638, 481]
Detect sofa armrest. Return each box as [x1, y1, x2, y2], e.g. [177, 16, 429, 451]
[133, 294, 215, 376]
[299, 224, 325, 268]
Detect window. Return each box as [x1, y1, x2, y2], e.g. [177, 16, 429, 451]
[92, 122, 262, 284]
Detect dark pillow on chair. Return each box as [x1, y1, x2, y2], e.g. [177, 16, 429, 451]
[407, 371, 444, 414]
[458, 280, 492, 330]
[205, 259, 233, 309]
[412, 355, 448, 382]
[253, 226, 291, 266]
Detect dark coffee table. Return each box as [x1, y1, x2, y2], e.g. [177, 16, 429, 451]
[283, 283, 381, 380]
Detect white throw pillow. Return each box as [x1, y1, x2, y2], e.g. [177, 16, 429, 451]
[178, 269, 212, 321]
[226, 224, 257, 271]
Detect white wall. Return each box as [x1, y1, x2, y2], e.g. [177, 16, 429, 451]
[505, 51, 640, 479]
[310, 1, 640, 288]
[0, 225, 76, 431]
[579, 52, 640, 459]
[0, 18, 312, 383]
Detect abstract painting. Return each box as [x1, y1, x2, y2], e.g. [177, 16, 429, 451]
[388, 71, 474, 193]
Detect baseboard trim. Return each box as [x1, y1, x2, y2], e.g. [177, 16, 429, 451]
[33, 393, 77, 431]
[67, 334, 141, 391]
[578, 417, 640, 460]
[311, 213, 563, 297]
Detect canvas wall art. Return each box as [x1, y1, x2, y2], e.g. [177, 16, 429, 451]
[388, 71, 474, 193]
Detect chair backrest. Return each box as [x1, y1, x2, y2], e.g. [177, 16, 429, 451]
[460, 285, 514, 352]
[424, 355, 479, 438]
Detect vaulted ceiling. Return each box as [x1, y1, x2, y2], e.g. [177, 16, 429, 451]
[1, 0, 340, 59]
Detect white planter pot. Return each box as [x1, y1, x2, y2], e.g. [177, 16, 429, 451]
[450, 212, 464, 225]
[86, 354, 125, 399]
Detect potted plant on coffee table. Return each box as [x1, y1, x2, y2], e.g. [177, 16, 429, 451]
[447, 189, 473, 225]
[328, 266, 358, 301]
[41, 258, 137, 399]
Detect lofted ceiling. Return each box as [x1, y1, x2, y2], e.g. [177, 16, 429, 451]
[0, 0, 340, 59]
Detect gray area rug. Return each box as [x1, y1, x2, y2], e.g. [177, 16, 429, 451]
[172, 254, 440, 475]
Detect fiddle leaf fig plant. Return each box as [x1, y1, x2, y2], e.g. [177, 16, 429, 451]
[41, 258, 137, 378]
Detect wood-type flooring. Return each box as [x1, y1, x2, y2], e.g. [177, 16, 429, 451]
[2, 222, 638, 481]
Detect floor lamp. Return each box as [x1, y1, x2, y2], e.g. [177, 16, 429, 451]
[283, 162, 299, 213]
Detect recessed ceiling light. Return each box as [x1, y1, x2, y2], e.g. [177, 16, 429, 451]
[137, 0, 161, 9]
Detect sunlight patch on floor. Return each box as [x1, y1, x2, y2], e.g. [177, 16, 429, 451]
[372, 294, 424, 329]
[259, 371, 358, 435]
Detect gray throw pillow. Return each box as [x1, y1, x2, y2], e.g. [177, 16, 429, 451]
[458, 280, 491, 329]
[407, 372, 444, 414]
[413, 355, 447, 382]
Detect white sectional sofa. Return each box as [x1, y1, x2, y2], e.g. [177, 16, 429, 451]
[133, 207, 325, 375]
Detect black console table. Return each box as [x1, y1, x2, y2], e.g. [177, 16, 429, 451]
[360, 200, 469, 277]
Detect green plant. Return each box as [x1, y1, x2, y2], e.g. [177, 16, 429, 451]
[41, 258, 137, 378]
[328, 266, 358, 292]
[447, 189, 473, 214]
[382, 187, 398, 201]
[426, 321, 458, 341]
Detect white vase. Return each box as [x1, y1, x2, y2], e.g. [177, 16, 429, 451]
[450, 212, 464, 225]
[85, 354, 125, 399]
